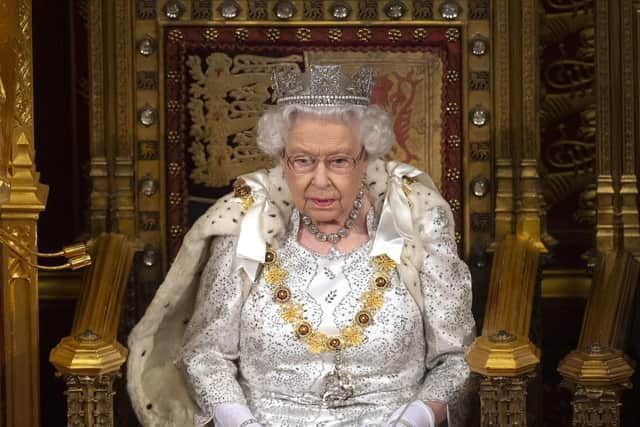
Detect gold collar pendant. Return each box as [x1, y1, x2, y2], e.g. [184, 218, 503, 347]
[262, 244, 396, 406]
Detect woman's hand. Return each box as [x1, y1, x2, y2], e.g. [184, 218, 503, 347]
[213, 403, 263, 427]
[384, 400, 436, 427]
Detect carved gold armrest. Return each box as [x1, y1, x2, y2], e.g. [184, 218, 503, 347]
[558, 252, 638, 426]
[466, 234, 542, 426]
[49, 233, 135, 427]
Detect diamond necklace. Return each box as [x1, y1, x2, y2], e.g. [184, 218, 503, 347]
[301, 187, 365, 244]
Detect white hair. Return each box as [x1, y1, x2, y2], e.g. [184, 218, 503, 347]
[255, 104, 395, 159]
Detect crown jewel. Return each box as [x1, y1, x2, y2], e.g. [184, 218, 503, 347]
[272, 64, 375, 107]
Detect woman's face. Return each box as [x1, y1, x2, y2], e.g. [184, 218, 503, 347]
[282, 115, 367, 226]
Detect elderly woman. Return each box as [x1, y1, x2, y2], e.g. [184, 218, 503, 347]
[127, 65, 475, 427]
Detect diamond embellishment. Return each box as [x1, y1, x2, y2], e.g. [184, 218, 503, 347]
[439, 1, 460, 20]
[471, 177, 490, 197]
[384, 1, 406, 19]
[137, 37, 155, 56]
[330, 2, 351, 20]
[471, 36, 489, 56]
[164, 1, 184, 19]
[140, 177, 159, 197]
[218, 0, 241, 19]
[138, 104, 157, 127]
[471, 106, 489, 126]
[274, 0, 296, 20]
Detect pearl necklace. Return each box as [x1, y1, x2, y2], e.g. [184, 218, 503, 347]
[301, 188, 365, 244]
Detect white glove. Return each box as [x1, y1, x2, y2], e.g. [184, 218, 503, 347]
[385, 400, 436, 427]
[213, 402, 263, 427]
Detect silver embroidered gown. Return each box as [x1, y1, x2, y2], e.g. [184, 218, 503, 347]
[178, 209, 475, 426]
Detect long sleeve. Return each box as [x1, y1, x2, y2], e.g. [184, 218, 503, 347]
[415, 206, 475, 416]
[176, 235, 248, 426]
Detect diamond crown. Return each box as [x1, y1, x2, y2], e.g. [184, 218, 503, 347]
[272, 64, 375, 107]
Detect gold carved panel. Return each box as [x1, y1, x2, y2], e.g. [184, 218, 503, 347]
[186, 53, 298, 188]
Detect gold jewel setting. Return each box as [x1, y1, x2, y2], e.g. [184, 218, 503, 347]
[263, 245, 396, 354]
[233, 178, 254, 210]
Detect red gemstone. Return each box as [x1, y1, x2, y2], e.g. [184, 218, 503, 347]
[358, 313, 370, 324]
[329, 338, 341, 349]
[276, 289, 289, 300]
[298, 324, 310, 335]
[375, 277, 387, 287]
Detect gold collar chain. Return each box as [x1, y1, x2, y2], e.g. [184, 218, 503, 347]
[263, 244, 397, 354]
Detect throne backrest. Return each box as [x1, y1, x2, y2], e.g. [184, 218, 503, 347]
[162, 25, 465, 260]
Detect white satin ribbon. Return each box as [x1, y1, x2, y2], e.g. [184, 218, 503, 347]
[370, 161, 423, 263]
[234, 173, 272, 280]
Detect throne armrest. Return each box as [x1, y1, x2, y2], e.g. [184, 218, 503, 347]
[467, 234, 541, 376]
[465, 234, 542, 426]
[49, 233, 135, 426]
[557, 251, 639, 426]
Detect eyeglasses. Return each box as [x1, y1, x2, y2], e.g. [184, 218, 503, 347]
[284, 148, 365, 175]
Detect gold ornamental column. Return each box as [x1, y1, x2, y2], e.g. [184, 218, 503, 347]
[88, 0, 136, 236]
[492, 0, 516, 242]
[0, 1, 48, 426]
[618, 0, 640, 256]
[492, 0, 545, 251]
[516, 0, 546, 251]
[593, 0, 638, 253]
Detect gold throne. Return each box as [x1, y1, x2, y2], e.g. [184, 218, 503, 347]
[3, 1, 640, 426]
